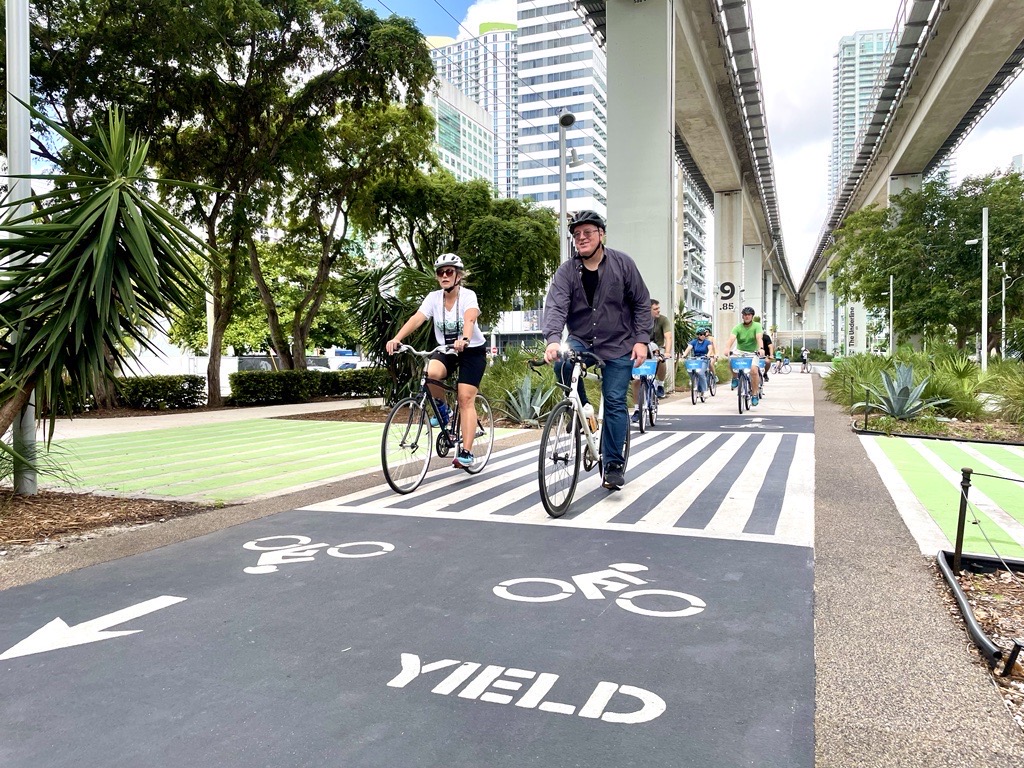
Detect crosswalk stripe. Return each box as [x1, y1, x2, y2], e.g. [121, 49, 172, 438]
[302, 427, 815, 546]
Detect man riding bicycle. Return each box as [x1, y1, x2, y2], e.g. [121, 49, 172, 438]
[386, 253, 487, 469]
[542, 210, 652, 491]
[722, 307, 765, 406]
[631, 298, 671, 422]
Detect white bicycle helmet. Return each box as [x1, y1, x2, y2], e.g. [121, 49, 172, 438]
[434, 253, 464, 271]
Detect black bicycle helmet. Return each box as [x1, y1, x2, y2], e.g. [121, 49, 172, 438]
[741, 306, 755, 315]
[568, 210, 606, 233]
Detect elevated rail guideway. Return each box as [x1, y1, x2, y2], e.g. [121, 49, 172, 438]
[573, 0, 798, 340]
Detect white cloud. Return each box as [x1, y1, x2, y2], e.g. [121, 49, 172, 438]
[457, 0, 517, 40]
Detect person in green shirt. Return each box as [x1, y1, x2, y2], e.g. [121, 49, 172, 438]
[722, 306, 766, 406]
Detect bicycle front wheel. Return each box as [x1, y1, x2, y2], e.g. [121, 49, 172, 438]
[782, 362, 792, 374]
[382, 397, 432, 494]
[538, 400, 581, 518]
[647, 381, 659, 426]
[463, 393, 494, 475]
[708, 370, 717, 396]
[690, 372, 697, 405]
[637, 383, 648, 434]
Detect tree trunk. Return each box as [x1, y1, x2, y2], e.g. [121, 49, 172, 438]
[248, 238, 294, 369]
[0, 383, 35, 451]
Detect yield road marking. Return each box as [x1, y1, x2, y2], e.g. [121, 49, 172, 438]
[0, 596, 187, 660]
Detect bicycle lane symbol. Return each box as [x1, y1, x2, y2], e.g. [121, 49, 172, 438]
[242, 535, 395, 575]
[493, 563, 706, 618]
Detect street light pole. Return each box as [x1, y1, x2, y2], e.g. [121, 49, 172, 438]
[1002, 262, 1007, 360]
[557, 111, 576, 264]
[889, 274, 894, 355]
[966, 206, 990, 371]
[982, 207, 989, 371]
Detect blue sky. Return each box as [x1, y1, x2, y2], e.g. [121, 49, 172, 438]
[362, 0, 510, 39]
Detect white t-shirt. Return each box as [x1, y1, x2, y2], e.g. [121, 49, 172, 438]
[418, 287, 487, 348]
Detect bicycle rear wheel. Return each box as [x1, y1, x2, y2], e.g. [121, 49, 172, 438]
[382, 397, 432, 494]
[538, 400, 581, 518]
[463, 394, 494, 474]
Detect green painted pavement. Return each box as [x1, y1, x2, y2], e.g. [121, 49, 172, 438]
[874, 437, 1024, 560]
[45, 417, 516, 504]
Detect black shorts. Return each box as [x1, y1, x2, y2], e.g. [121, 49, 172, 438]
[431, 344, 487, 388]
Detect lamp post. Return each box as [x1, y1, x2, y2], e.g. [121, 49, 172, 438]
[7, 0, 36, 493]
[889, 274, 894, 355]
[557, 110, 576, 264]
[965, 206, 989, 371]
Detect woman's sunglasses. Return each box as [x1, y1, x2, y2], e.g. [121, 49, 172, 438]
[436, 268, 457, 278]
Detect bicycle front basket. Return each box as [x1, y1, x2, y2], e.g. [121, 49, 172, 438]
[730, 357, 753, 371]
[684, 358, 706, 372]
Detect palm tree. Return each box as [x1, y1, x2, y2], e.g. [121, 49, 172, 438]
[0, 105, 211, 489]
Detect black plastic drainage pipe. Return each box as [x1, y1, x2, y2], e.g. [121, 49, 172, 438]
[936, 549, 1003, 668]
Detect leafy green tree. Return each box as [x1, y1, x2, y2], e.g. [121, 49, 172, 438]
[827, 172, 1024, 351]
[0, 106, 208, 469]
[5, 0, 437, 403]
[355, 171, 560, 324]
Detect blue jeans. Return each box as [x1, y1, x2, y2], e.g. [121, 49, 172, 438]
[555, 340, 631, 468]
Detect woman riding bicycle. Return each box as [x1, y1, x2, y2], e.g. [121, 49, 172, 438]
[385, 253, 487, 468]
[680, 328, 716, 395]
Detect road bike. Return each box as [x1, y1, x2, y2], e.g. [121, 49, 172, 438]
[756, 356, 766, 400]
[381, 344, 494, 494]
[531, 349, 631, 518]
[730, 353, 755, 414]
[770, 356, 792, 374]
[684, 356, 713, 404]
[632, 350, 663, 433]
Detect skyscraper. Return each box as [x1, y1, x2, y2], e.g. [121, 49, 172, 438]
[428, 23, 519, 198]
[515, 0, 607, 215]
[425, 80, 496, 185]
[829, 30, 892, 203]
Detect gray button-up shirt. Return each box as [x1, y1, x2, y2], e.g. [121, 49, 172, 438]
[542, 246, 652, 361]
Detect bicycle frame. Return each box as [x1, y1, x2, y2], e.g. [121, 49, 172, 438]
[561, 352, 603, 464]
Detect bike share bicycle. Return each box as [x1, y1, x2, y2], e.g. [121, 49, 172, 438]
[531, 349, 631, 518]
[632, 349, 664, 433]
[381, 344, 494, 494]
[729, 353, 756, 414]
[770, 356, 792, 374]
[684, 355, 716, 404]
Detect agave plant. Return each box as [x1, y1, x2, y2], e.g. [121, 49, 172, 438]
[499, 374, 556, 427]
[854, 363, 949, 420]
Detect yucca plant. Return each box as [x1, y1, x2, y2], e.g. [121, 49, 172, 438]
[854, 363, 949, 420]
[0, 104, 211, 456]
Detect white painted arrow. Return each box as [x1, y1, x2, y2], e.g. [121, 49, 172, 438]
[1, 595, 186, 660]
[748, 417, 770, 423]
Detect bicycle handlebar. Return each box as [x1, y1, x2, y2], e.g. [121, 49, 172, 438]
[393, 343, 457, 358]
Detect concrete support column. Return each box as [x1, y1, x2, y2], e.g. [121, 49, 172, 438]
[713, 189, 743, 341]
[743, 244, 762, 318]
[888, 173, 922, 199]
[607, 0, 675, 318]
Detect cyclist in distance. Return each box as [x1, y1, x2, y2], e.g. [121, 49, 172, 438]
[760, 324, 774, 383]
[800, 346, 810, 373]
[386, 253, 487, 469]
[542, 210, 652, 491]
[722, 306, 765, 406]
[631, 298, 672, 423]
[679, 327, 716, 397]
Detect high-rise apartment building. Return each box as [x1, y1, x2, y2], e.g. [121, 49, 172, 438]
[829, 29, 892, 203]
[515, 0, 608, 216]
[679, 170, 710, 316]
[425, 79, 496, 185]
[428, 23, 519, 198]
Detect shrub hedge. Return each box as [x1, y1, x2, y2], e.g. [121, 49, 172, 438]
[229, 367, 388, 406]
[118, 375, 207, 410]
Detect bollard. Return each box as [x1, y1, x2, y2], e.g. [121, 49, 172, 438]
[953, 468, 972, 573]
[1000, 639, 1023, 677]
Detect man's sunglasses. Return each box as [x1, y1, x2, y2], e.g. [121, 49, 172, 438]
[436, 268, 457, 278]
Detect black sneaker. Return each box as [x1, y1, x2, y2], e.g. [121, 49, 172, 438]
[602, 462, 625, 490]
